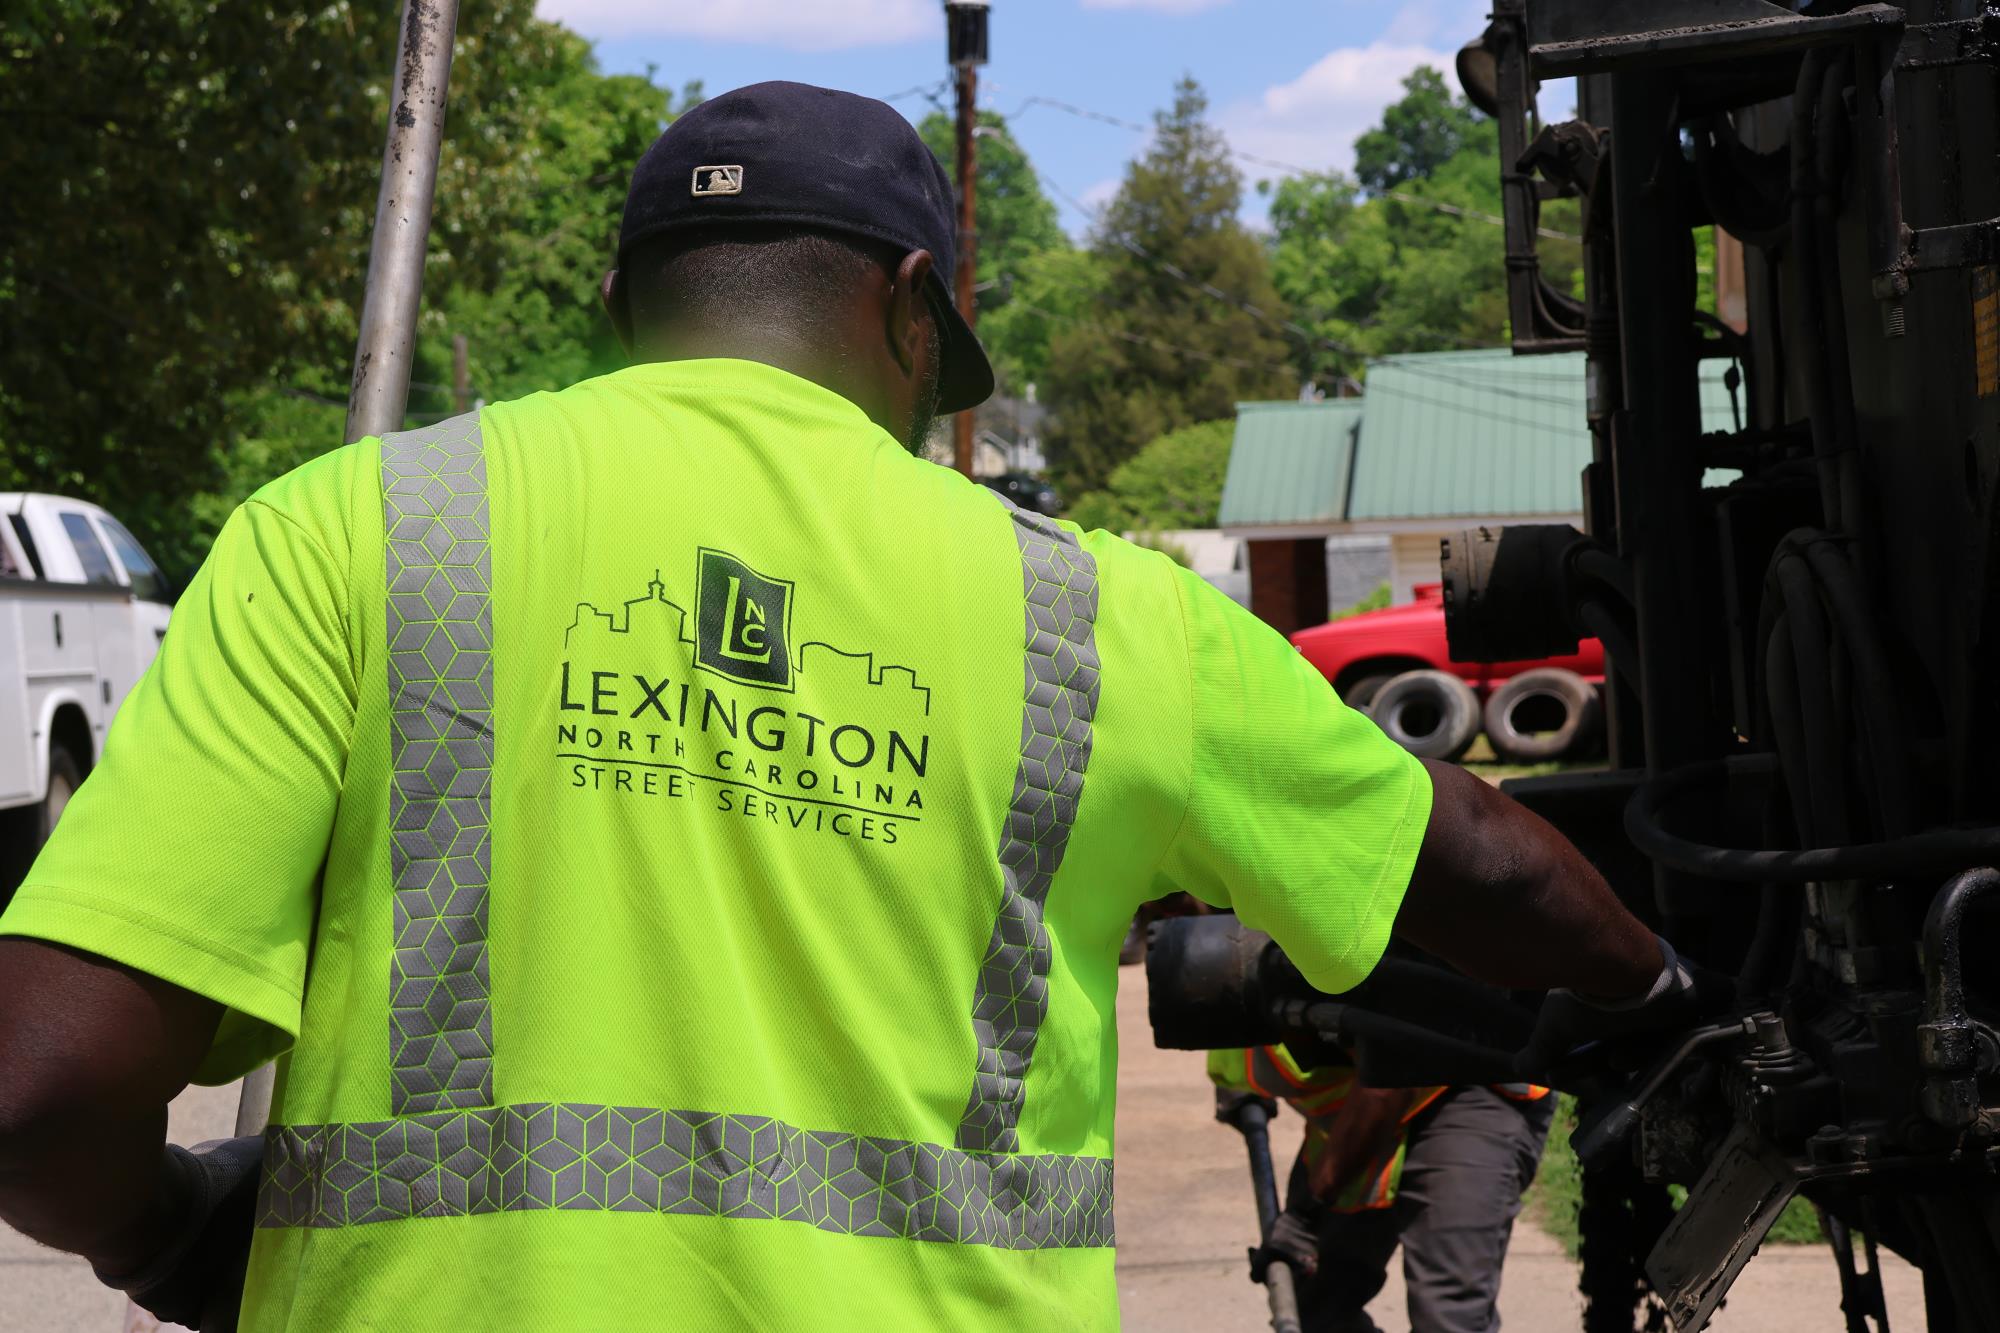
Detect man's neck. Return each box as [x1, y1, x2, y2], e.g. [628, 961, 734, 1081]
[630, 325, 886, 429]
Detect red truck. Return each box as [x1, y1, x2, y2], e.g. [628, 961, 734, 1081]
[1290, 583, 1605, 762]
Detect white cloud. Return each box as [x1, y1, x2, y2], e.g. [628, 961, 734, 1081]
[1220, 40, 1459, 178]
[1080, 178, 1121, 212]
[1377, 0, 1489, 46]
[1080, 0, 1233, 11]
[536, 0, 931, 50]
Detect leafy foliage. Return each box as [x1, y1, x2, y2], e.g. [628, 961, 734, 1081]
[1262, 66, 1581, 389]
[1331, 582, 1391, 620]
[1352, 67, 1485, 195]
[0, 0, 688, 574]
[1039, 78, 1295, 496]
[1529, 1095, 1825, 1259]
[917, 110, 1066, 396]
[976, 246, 1110, 397]
[1065, 418, 1232, 534]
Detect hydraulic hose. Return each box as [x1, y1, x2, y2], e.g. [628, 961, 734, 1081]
[1625, 754, 2000, 884]
[1791, 49, 1845, 533]
[1795, 535, 1914, 834]
[1773, 554, 1849, 844]
[1578, 600, 1642, 693]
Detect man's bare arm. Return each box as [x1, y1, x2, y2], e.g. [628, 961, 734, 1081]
[1393, 759, 1664, 1000]
[0, 937, 219, 1267]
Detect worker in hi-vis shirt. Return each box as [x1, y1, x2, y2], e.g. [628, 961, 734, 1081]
[0, 82, 1698, 1331]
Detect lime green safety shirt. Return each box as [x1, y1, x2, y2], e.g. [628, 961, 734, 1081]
[1, 359, 1432, 1330]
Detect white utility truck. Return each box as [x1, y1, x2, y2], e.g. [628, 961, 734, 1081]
[0, 493, 173, 900]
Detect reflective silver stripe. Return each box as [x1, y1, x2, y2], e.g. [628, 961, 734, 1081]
[955, 507, 1101, 1153]
[381, 412, 496, 1114]
[259, 1102, 1114, 1249]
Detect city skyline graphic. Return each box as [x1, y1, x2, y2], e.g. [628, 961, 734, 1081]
[565, 569, 932, 716]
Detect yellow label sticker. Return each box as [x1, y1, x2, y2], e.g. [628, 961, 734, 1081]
[1975, 265, 1999, 398]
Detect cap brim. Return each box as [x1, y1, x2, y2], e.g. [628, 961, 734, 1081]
[928, 274, 995, 415]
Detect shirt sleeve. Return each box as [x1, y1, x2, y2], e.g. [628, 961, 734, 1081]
[1153, 565, 1433, 995]
[0, 498, 357, 1082]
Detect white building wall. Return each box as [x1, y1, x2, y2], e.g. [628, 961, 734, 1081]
[1390, 531, 1446, 604]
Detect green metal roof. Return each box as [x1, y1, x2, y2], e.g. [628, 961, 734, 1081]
[1217, 399, 1362, 529]
[1220, 349, 1746, 529]
[1350, 349, 1591, 521]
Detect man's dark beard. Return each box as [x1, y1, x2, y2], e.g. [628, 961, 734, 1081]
[904, 321, 944, 453]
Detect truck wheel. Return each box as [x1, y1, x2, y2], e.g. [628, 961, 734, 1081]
[1340, 673, 1395, 709]
[1370, 670, 1482, 761]
[1483, 669, 1601, 762]
[33, 743, 82, 843]
[0, 745, 81, 913]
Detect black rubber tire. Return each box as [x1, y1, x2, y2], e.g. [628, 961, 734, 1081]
[1369, 669, 1482, 761]
[1483, 668, 1601, 762]
[1340, 673, 1395, 710]
[36, 744, 82, 842]
[0, 744, 81, 913]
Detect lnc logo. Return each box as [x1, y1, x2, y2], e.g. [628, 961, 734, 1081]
[695, 548, 794, 690]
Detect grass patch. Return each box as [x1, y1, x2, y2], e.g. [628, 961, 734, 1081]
[1457, 735, 1575, 786]
[1526, 1096, 1824, 1258]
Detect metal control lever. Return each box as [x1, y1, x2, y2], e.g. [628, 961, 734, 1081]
[1571, 1020, 1746, 1166]
[1216, 1091, 1305, 1333]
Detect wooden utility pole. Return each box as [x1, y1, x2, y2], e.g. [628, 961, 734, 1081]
[945, 1, 989, 478]
[952, 65, 978, 477]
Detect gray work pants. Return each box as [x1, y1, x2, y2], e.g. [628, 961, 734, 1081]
[1282, 1085, 1554, 1333]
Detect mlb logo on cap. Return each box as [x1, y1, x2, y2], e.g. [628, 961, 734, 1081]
[692, 165, 744, 197]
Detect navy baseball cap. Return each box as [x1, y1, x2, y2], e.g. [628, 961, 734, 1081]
[618, 81, 995, 414]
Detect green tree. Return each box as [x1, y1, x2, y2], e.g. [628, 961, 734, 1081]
[1065, 418, 1232, 534]
[975, 247, 1110, 394]
[1265, 66, 1581, 386]
[0, 0, 689, 574]
[1351, 67, 1484, 195]
[918, 110, 1066, 395]
[1041, 78, 1295, 496]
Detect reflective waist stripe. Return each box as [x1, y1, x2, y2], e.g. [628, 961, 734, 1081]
[955, 505, 1101, 1154]
[257, 440, 1115, 1249]
[259, 1102, 1114, 1249]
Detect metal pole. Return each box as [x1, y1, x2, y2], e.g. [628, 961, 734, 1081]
[1220, 1095, 1306, 1333]
[233, 1064, 276, 1135]
[1608, 70, 1726, 929]
[223, 0, 459, 1152]
[951, 61, 979, 478]
[343, 0, 461, 443]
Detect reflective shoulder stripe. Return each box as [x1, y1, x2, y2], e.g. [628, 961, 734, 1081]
[955, 504, 1101, 1154]
[380, 412, 496, 1115]
[259, 1100, 1114, 1250]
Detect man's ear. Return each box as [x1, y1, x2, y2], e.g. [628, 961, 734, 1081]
[887, 249, 937, 376]
[600, 269, 634, 355]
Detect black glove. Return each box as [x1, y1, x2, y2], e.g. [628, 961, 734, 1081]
[1255, 1208, 1321, 1279]
[1521, 936, 1727, 1075]
[94, 1135, 264, 1331]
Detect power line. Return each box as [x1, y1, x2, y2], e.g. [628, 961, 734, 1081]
[1004, 92, 1582, 243]
[1003, 283, 1589, 420]
[1037, 173, 1377, 365]
[882, 80, 950, 112]
[1008, 293, 1311, 378]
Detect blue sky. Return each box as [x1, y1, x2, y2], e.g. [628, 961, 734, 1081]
[538, 0, 1529, 234]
